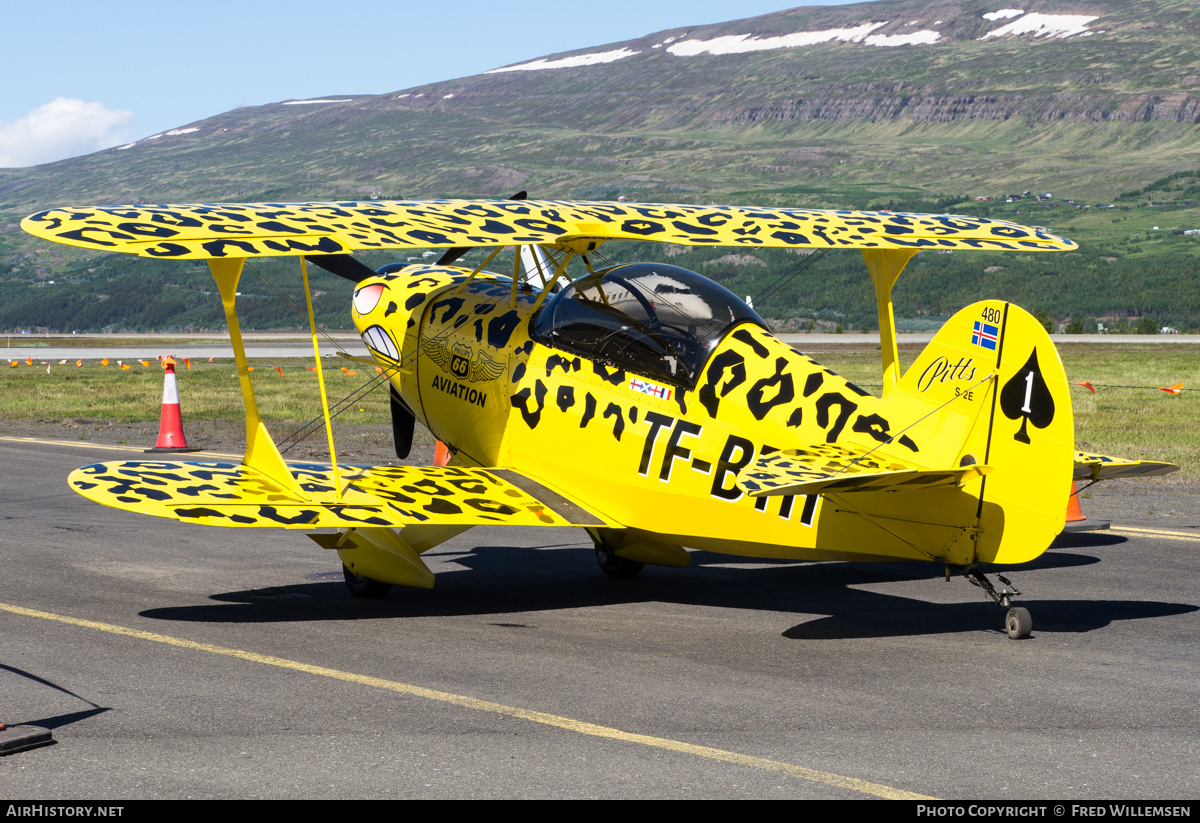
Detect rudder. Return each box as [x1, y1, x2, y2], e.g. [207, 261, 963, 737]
[893, 300, 1074, 564]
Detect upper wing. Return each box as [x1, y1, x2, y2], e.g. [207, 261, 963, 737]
[69, 460, 616, 529]
[22, 200, 1076, 259]
[737, 445, 991, 497]
[1074, 450, 1178, 481]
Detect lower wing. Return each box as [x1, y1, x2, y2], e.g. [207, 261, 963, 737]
[69, 460, 615, 529]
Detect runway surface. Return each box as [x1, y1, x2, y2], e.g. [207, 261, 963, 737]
[6, 332, 1198, 364]
[1, 437, 1198, 799]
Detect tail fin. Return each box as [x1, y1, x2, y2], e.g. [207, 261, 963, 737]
[891, 301, 1074, 564]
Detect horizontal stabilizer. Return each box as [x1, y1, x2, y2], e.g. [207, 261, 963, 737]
[69, 460, 616, 529]
[1074, 450, 1178, 481]
[737, 447, 990, 497]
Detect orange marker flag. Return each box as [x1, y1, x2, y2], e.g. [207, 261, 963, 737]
[100, 357, 109, 366]
[1075, 381, 1096, 394]
[157, 355, 164, 361]
[120, 363, 131, 370]
[305, 366, 316, 371]
[208, 357, 215, 363]
[45, 363, 51, 374]
[26, 356, 32, 366]
[376, 367, 383, 375]
[247, 366, 255, 371]
[59, 359, 68, 365]
[8, 360, 16, 367]
[75, 360, 82, 367]
[274, 366, 283, 377]
[184, 358, 192, 369]
[141, 360, 150, 367]
[1159, 382, 1184, 395]
[340, 366, 357, 375]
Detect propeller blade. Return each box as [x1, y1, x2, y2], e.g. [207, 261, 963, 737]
[436, 190, 528, 266]
[390, 385, 416, 459]
[306, 254, 379, 283]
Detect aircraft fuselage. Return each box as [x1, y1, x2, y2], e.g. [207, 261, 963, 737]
[351, 263, 1012, 566]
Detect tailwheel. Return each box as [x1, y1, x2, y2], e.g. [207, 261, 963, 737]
[963, 565, 1032, 639]
[1005, 607, 1033, 640]
[342, 564, 392, 599]
[594, 544, 644, 579]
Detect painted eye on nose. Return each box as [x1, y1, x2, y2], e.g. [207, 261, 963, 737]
[353, 283, 385, 315]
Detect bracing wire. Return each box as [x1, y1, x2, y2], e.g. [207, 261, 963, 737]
[244, 260, 352, 357]
[241, 259, 391, 453]
[277, 371, 392, 454]
[751, 248, 830, 306]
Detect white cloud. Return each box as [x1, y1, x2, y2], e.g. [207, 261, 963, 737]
[0, 97, 134, 168]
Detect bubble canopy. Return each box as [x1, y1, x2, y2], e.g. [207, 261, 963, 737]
[532, 262, 766, 388]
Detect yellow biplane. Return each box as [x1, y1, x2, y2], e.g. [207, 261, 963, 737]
[22, 197, 1175, 639]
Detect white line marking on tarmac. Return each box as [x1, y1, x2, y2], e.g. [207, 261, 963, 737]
[0, 601, 933, 799]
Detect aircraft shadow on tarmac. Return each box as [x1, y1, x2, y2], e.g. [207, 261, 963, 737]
[138, 535, 1198, 639]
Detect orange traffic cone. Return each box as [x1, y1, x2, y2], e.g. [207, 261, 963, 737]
[434, 440, 452, 467]
[1062, 480, 1110, 533]
[145, 357, 201, 453]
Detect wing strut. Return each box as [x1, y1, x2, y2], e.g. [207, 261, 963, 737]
[206, 258, 306, 498]
[453, 246, 504, 295]
[300, 256, 343, 501]
[861, 249, 919, 397]
[528, 250, 575, 314]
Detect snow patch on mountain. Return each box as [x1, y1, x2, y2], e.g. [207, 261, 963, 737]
[981, 12, 1099, 39]
[487, 47, 640, 72]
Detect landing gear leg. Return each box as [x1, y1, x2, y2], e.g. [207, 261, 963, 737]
[962, 565, 1031, 639]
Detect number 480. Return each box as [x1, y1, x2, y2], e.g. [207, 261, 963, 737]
[981, 307, 1001, 324]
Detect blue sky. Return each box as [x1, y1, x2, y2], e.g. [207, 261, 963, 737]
[1, 0, 859, 168]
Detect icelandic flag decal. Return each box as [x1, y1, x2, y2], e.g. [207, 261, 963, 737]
[972, 321, 999, 351]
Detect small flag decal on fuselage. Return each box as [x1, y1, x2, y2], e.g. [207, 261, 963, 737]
[971, 321, 999, 351]
[630, 376, 672, 401]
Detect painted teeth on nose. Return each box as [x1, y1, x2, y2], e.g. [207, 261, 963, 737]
[362, 325, 398, 360]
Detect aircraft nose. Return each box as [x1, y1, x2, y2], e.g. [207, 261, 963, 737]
[353, 283, 385, 315]
[361, 324, 399, 361]
[352, 280, 403, 363]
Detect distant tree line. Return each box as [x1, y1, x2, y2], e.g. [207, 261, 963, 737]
[3, 226, 1196, 335]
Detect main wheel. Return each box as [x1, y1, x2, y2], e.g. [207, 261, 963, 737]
[343, 564, 392, 599]
[595, 544, 644, 578]
[1005, 606, 1032, 639]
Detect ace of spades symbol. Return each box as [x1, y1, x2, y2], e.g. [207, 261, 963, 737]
[1000, 349, 1055, 443]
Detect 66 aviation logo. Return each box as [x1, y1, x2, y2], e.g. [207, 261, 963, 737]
[449, 342, 472, 380]
[421, 330, 505, 409]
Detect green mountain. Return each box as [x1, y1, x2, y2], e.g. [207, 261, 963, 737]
[3, 0, 1200, 333]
